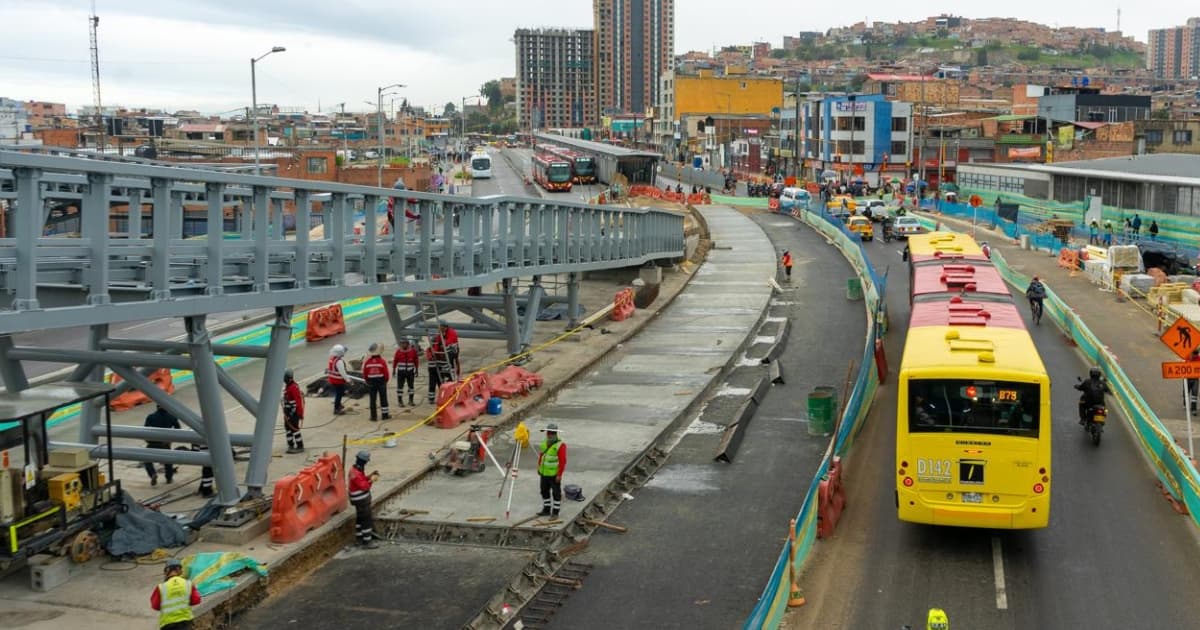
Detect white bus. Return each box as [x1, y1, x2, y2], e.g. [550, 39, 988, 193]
[469, 151, 493, 179]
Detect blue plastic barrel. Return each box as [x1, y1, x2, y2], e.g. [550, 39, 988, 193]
[487, 397, 503, 415]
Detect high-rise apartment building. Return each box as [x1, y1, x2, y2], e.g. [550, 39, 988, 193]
[1147, 18, 1200, 79]
[514, 28, 596, 130]
[594, 0, 675, 116]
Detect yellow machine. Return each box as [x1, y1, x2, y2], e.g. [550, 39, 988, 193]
[47, 474, 82, 514]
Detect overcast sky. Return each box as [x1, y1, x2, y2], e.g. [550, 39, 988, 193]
[0, 0, 1191, 117]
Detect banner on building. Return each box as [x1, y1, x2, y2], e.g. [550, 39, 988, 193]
[1007, 146, 1041, 160]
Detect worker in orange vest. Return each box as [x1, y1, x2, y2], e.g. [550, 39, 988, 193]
[780, 250, 793, 281]
[326, 345, 352, 415]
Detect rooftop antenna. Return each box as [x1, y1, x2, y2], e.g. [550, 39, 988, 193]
[1116, 7, 1121, 33]
[89, 0, 105, 151]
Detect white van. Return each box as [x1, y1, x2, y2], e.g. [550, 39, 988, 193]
[779, 187, 812, 212]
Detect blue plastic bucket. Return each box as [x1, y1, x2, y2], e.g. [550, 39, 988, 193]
[486, 397, 503, 415]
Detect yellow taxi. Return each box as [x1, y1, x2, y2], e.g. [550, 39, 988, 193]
[847, 215, 874, 241]
[827, 195, 857, 212]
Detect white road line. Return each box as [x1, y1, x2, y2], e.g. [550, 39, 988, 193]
[991, 535, 1009, 610]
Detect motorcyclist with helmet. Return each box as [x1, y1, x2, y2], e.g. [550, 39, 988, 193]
[1075, 366, 1111, 426]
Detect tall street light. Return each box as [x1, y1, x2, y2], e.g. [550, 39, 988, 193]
[377, 83, 405, 187]
[250, 46, 286, 176]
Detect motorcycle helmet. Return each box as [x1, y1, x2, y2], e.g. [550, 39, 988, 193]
[1089, 366, 1102, 379]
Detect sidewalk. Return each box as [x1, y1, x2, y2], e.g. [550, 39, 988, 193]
[917, 210, 1190, 446]
[0, 226, 700, 628]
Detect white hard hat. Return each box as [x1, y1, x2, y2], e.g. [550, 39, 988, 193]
[331, 344, 346, 357]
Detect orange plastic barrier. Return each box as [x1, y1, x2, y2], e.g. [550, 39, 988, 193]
[488, 366, 544, 398]
[1056, 248, 1079, 272]
[305, 303, 347, 343]
[108, 368, 175, 411]
[435, 373, 492, 429]
[269, 467, 322, 544]
[768, 198, 781, 211]
[313, 453, 348, 519]
[610, 288, 636, 322]
[817, 456, 846, 539]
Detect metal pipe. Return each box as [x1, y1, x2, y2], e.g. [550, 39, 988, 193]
[186, 315, 241, 506]
[98, 338, 270, 358]
[107, 364, 205, 433]
[91, 425, 254, 446]
[245, 306, 292, 494]
[49, 441, 212, 466]
[5, 347, 192, 369]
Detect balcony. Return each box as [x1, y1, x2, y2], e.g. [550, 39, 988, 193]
[995, 133, 1042, 145]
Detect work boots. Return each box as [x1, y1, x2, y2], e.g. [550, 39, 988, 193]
[409, 394, 415, 407]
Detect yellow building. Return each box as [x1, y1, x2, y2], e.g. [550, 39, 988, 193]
[674, 69, 782, 118]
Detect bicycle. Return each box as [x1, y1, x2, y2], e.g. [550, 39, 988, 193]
[1029, 298, 1043, 326]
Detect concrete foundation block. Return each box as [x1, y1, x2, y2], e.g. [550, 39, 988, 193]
[29, 553, 73, 592]
[199, 516, 271, 546]
[639, 266, 663, 286]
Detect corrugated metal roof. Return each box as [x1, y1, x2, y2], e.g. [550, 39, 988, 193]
[535, 133, 661, 159]
[983, 114, 1037, 122]
[1041, 153, 1200, 181]
[1071, 121, 1107, 130]
[178, 123, 226, 133]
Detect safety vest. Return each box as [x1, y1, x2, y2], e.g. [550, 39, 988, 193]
[157, 576, 194, 627]
[538, 439, 563, 477]
[781, 253, 793, 268]
[326, 356, 346, 385]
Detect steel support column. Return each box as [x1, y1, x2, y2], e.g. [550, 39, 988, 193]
[566, 272, 581, 328]
[0, 335, 29, 393]
[520, 276, 545, 353]
[77, 323, 108, 444]
[13, 168, 41, 311]
[185, 315, 240, 505]
[503, 278, 520, 356]
[245, 306, 292, 494]
[107, 364, 205, 434]
[150, 179, 171, 300]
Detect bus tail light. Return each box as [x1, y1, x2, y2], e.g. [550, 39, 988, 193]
[903, 477, 914, 487]
[1033, 483, 1045, 494]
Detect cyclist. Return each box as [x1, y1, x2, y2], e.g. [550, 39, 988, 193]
[1026, 276, 1047, 322]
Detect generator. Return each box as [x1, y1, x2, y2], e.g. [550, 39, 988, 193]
[440, 425, 494, 476]
[0, 382, 122, 575]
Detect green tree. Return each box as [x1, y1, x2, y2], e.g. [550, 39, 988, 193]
[976, 49, 988, 66]
[1016, 48, 1040, 62]
[480, 80, 503, 112]
[770, 48, 788, 59]
[443, 101, 457, 117]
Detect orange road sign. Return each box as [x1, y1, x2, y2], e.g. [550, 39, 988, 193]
[1162, 361, 1200, 380]
[1160, 317, 1200, 360]
[968, 194, 983, 208]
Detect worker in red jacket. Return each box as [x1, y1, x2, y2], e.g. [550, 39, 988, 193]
[392, 338, 419, 408]
[281, 369, 305, 454]
[361, 342, 390, 422]
[349, 450, 380, 549]
[150, 558, 201, 629]
[438, 320, 461, 379]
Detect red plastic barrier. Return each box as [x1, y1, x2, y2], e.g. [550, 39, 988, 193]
[817, 456, 846, 539]
[610, 288, 636, 322]
[436, 373, 492, 429]
[874, 339, 888, 384]
[306, 304, 347, 343]
[488, 366, 544, 398]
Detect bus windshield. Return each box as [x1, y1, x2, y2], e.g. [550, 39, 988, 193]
[471, 157, 491, 170]
[549, 164, 571, 182]
[574, 157, 595, 176]
[908, 378, 1040, 437]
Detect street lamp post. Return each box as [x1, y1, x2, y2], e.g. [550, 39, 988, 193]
[376, 83, 405, 187]
[250, 46, 286, 176]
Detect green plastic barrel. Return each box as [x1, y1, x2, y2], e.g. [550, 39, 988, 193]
[846, 277, 863, 301]
[807, 386, 837, 436]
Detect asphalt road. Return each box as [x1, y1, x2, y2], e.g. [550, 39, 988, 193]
[545, 209, 866, 629]
[794, 231, 1200, 629]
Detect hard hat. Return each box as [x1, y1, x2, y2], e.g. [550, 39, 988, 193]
[331, 344, 346, 357]
[368, 342, 382, 355]
[399, 337, 411, 345]
[283, 369, 294, 381]
[544, 423, 560, 434]
[164, 558, 183, 570]
[926, 608, 949, 630]
[356, 450, 371, 464]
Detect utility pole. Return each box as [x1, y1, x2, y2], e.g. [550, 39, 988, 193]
[918, 73, 927, 187]
[848, 94, 857, 185]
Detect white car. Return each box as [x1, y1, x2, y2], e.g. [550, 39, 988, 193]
[893, 216, 924, 238]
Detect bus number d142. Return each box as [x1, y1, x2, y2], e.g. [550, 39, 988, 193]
[916, 458, 953, 483]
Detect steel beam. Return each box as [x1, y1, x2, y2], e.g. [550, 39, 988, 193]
[150, 178, 171, 299]
[205, 182, 225, 295]
[244, 306, 292, 494]
[107, 364, 205, 434]
[0, 335, 29, 393]
[520, 276, 545, 352]
[503, 278, 520, 355]
[185, 315, 240, 506]
[127, 188, 143, 239]
[13, 168, 41, 311]
[76, 323, 108, 444]
[98, 338, 270, 359]
[92, 425, 254, 446]
[49, 441, 213, 466]
[5, 347, 192, 369]
[252, 186, 270, 292]
[567, 272, 581, 328]
[329, 192, 346, 285]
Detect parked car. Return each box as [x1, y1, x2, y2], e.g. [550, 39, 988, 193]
[893, 216, 924, 238]
[848, 215, 875, 241]
[364, 150, 380, 160]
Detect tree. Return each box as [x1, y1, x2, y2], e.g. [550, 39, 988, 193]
[480, 80, 503, 112]
[443, 101, 457, 117]
[976, 49, 988, 66]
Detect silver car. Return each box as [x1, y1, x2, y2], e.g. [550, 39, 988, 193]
[893, 216, 924, 238]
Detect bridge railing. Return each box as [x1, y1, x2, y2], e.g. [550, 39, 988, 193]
[0, 151, 685, 334]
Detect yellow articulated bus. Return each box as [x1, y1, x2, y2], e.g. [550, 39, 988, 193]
[896, 232, 1052, 529]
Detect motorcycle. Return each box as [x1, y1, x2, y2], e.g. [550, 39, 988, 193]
[1076, 378, 1107, 446]
[881, 219, 895, 243]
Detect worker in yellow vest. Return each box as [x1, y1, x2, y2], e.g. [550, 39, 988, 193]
[150, 558, 201, 629]
[537, 423, 567, 517]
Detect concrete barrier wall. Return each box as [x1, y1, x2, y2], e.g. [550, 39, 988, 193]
[743, 201, 884, 629]
[659, 162, 726, 191]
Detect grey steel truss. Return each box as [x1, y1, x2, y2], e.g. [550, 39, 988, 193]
[0, 151, 685, 506]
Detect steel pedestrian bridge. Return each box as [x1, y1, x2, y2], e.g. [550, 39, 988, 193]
[0, 150, 685, 509]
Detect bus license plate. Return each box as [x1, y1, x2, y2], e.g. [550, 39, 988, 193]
[962, 492, 983, 504]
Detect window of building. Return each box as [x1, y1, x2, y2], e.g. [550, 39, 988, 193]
[1145, 129, 1164, 145]
[891, 117, 907, 132]
[307, 157, 328, 174]
[890, 141, 907, 157]
[1174, 129, 1193, 145]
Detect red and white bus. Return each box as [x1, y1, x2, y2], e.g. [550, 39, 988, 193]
[541, 146, 597, 184]
[532, 153, 573, 192]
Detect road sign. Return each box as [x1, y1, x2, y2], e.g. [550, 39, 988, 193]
[968, 194, 983, 208]
[1162, 361, 1200, 379]
[1160, 317, 1200, 360]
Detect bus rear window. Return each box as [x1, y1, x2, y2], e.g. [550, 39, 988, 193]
[908, 379, 1040, 437]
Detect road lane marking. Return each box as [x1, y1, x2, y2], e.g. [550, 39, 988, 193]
[991, 535, 1009, 609]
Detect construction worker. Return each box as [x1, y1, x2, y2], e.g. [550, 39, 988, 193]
[393, 338, 419, 408]
[349, 450, 380, 549]
[537, 423, 567, 517]
[327, 344, 351, 415]
[143, 404, 179, 486]
[780, 250, 793, 281]
[362, 342, 390, 421]
[150, 557, 200, 629]
[426, 335, 453, 404]
[281, 369, 305, 454]
[438, 320, 461, 379]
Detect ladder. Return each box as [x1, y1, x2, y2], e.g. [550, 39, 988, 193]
[417, 297, 454, 381]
